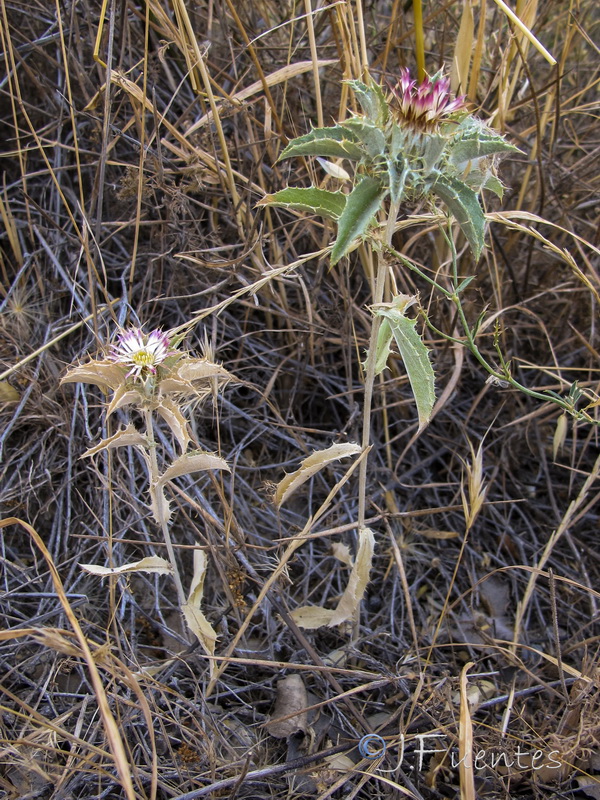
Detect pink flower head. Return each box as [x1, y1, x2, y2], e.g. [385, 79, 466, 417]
[390, 68, 466, 132]
[110, 328, 175, 380]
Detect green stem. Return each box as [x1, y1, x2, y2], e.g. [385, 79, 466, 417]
[401, 227, 595, 424]
[447, 285, 586, 416]
[144, 407, 186, 607]
[384, 243, 454, 299]
[436, 292, 592, 421]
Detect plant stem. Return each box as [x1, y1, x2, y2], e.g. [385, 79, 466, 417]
[388, 240, 593, 423]
[357, 202, 400, 528]
[385, 242, 454, 298]
[144, 407, 186, 607]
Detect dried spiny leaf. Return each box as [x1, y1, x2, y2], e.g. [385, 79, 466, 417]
[328, 527, 375, 626]
[159, 358, 234, 398]
[81, 424, 148, 458]
[61, 360, 126, 391]
[79, 556, 173, 577]
[331, 541, 354, 566]
[156, 451, 230, 487]
[291, 527, 375, 629]
[274, 442, 361, 507]
[181, 550, 217, 670]
[155, 398, 191, 452]
[106, 386, 145, 416]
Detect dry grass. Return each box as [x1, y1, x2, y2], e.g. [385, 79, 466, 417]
[0, 0, 599, 798]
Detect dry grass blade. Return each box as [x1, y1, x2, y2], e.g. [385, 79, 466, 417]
[79, 556, 173, 576]
[451, 0, 474, 95]
[491, 0, 556, 64]
[206, 448, 369, 695]
[0, 519, 137, 800]
[184, 61, 337, 137]
[513, 451, 600, 650]
[461, 439, 488, 532]
[458, 661, 476, 800]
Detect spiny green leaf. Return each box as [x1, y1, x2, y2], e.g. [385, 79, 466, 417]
[346, 80, 389, 126]
[449, 118, 520, 167]
[458, 167, 502, 196]
[278, 126, 364, 161]
[449, 137, 519, 167]
[388, 123, 408, 161]
[431, 175, 485, 259]
[331, 176, 387, 265]
[372, 297, 435, 431]
[371, 317, 394, 375]
[480, 173, 505, 198]
[387, 158, 408, 205]
[342, 118, 387, 158]
[258, 187, 347, 220]
[421, 135, 447, 175]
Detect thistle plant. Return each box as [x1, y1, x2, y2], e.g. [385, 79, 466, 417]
[261, 69, 516, 265]
[262, 70, 596, 447]
[61, 327, 234, 658]
[260, 70, 517, 545]
[256, 70, 597, 629]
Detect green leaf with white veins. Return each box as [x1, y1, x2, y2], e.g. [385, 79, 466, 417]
[371, 296, 435, 431]
[346, 80, 389, 126]
[331, 176, 387, 265]
[449, 118, 520, 168]
[431, 174, 486, 259]
[259, 187, 347, 220]
[278, 126, 364, 161]
[342, 118, 387, 158]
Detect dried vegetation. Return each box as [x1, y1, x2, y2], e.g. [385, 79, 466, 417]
[0, 0, 599, 798]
